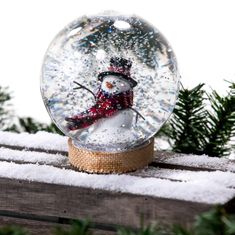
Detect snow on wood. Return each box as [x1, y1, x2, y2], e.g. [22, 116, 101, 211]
[137, 167, 235, 188]
[0, 131, 67, 152]
[0, 131, 234, 204]
[0, 160, 234, 204]
[157, 154, 235, 172]
[0, 130, 234, 170]
[0, 147, 68, 165]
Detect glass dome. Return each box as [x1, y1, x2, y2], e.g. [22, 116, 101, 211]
[41, 12, 180, 152]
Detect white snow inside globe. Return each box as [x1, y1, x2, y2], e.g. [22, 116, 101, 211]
[41, 12, 180, 152]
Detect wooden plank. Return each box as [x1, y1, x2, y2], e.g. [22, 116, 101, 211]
[0, 131, 234, 173]
[0, 215, 60, 235]
[153, 152, 235, 173]
[1, 144, 235, 174]
[0, 177, 213, 228]
[0, 144, 67, 156]
[0, 146, 235, 203]
[0, 216, 116, 235]
[0, 157, 70, 170]
[0, 131, 67, 155]
[1, 159, 234, 194]
[0, 145, 235, 189]
[0, 133, 234, 231]
[0, 146, 70, 169]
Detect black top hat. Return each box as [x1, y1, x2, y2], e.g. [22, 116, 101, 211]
[98, 57, 137, 88]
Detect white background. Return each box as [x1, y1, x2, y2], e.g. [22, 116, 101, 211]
[0, 0, 234, 123]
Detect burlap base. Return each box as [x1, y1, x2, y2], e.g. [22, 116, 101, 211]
[68, 138, 154, 174]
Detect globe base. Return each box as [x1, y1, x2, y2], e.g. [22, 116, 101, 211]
[68, 138, 154, 173]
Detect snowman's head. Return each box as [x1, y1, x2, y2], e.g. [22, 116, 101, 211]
[101, 75, 131, 95]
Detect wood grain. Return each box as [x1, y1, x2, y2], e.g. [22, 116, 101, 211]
[0, 139, 235, 232]
[0, 177, 213, 229]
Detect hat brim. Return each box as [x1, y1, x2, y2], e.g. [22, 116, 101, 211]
[98, 71, 137, 88]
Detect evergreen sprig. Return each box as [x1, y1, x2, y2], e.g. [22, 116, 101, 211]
[0, 225, 27, 235]
[167, 83, 208, 155]
[54, 220, 91, 235]
[165, 82, 235, 157]
[203, 85, 235, 157]
[0, 86, 13, 130]
[4, 117, 63, 135]
[16, 117, 63, 135]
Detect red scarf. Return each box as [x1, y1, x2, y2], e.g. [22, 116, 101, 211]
[66, 89, 133, 130]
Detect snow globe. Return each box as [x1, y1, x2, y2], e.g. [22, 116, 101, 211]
[40, 12, 180, 173]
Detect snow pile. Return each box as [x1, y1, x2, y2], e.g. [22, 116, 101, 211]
[0, 161, 234, 204]
[0, 131, 68, 152]
[0, 147, 68, 165]
[158, 154, 235, 172]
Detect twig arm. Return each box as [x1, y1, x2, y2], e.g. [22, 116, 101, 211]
[73, 81, 96, 100]
[129, 107, 145, 124]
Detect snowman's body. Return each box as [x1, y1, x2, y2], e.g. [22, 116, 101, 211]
[86, 75, 136, 145]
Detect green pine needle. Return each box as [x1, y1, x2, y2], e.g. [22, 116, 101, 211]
[193, 206, 226, 235]
[54, 220, 91, 235]
[0, 86, 13, 131]
[163, 81, 235, 157]
[6, 117, 64, 135]
[172, 225, 192, 235]
[0, 226, 27, 235]
[203, 85, 235, 157]
[168, 83, 208, 155]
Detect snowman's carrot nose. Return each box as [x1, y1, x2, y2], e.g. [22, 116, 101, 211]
[106, 81, 114, 89]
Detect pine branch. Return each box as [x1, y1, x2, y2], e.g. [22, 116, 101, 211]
[0, 86, 14, 130]
[168, 83, 208, 155]
[16, 117, 64, 135]
[162, 82, 235, 157]
[193, 206, 226, 235]
[54, 220, 91, 235]
[0, 225, 28, 235]
[203, 84, 235, 157]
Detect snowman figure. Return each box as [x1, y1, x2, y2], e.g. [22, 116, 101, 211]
[65, 57, 144, 145]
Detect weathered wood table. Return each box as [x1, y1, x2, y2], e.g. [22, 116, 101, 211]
[0, 131, 234, 234]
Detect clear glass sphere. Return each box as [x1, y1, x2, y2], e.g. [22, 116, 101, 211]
[41, 12, 180, 152]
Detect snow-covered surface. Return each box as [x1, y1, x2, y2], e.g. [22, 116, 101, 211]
[158, 154, 235, 172]
[155, 138, 235, 160]
[0, 161, 234, 204]
[0, 131, 68, 152]
[0, 147, 68, 165]
[0, 131, 234, 204]
[137, 167, 235, 188]
[155, 137, 171, 151]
